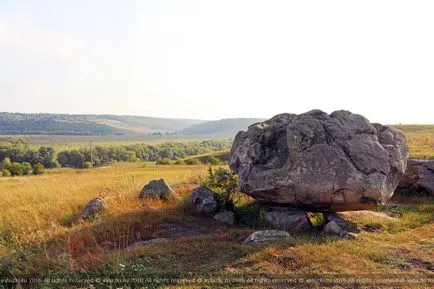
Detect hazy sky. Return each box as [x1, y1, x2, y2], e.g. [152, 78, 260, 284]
[0, 1, 433, 123]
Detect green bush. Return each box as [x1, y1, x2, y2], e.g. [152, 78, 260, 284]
[83, 162, 92, 169]
[203, 167, 238, 210]
[209, 156, 220, 165]
[156, 158, 172, 165]
[185, 158, 201, 165]
[235, 202, 265, 227]
[21, 162, 33, 175]
[174, 159, 186, 165]
[33, 163, 45, 175]
[1, 169, 11, 177]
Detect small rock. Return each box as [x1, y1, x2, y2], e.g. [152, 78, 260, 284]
[264, 207, 311, 233]
[77, 197, 107, 221]
[191, 185, 222, 214]
[139, 179, 179, 200]
[128, 238, 169, 249]
[323, 221, 344, 235]
[341, 232, 358, 240]
[213, 211, 235, 225]
[243, 230, 290, 244]
[325, 213, 350, 230]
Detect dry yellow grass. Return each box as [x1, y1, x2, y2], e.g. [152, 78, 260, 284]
[0, 162, 432, 288]
[0, 163, 208, 247]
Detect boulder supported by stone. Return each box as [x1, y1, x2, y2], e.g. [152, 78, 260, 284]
[213, 211, 235, 225]
[77, 197, 107, 220]
[139, 179, 180, 200]
[230, 110, 409, 212]
[191, 185, 222, 214]
[398, 159, 434, 196]
[264, 207, 311, 232]
[243, 230, 290, 244]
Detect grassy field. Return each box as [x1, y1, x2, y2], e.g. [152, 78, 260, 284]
[0, 163, 432, 288]
[394, 125, 434, 159]
[14, 135, 209, 151]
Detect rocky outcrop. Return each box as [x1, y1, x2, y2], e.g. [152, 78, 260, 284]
[264, 207, 311, 232]
[230, 110, 409, 212]
[398, 159, 434, 196]
[139, 179, 180, 200]
[77, 197, 107, 221]
[243, 230, 290, 243]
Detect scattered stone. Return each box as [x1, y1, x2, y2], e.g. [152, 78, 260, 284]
[139, 179, 180, 200]
[323, 221, 344, 235]
[128, 238, 169, 249]
[77, 197, 107, 221]
[230, 109, 409, 211]
[398, 159, 434, 196]
[324, 213, 350, 230]
[213, 211, 235, 225]
[264, 207, 311, 232]
[191, 185, 222, 214]
[243, 230, 290, 244]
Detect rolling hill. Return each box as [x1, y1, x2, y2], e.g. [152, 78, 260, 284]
[0, 112, 263, 137]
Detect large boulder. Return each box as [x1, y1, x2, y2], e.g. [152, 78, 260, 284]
[230, 110, 409, 212]
[139, 179, 180, 200]
[398, 159, 434, 196]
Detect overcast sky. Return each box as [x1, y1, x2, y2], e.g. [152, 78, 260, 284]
[0, 1, 433, 123]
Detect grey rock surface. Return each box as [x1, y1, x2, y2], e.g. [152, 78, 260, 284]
[139, 179, 179, 200]
[191, 185, 222, 214]
[213, 211, 235, 225]
[243, 230, 290, 243]
[230, 110, 409, 211]
[77, 197, 107, 220]
[264, 207, 311, 232]
[323, 221, 344, 235]
[398, 159, 434, 196]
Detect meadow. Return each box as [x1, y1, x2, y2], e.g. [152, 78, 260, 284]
[0, 162, 432, 288]
[0, 125, 433, 288]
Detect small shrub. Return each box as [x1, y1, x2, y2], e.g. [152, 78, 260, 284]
[235, 202, 265, 227]
[156, 158, 172, 165]
[209, 156, 220, 165]
[174, 159, 186, 165]
[83, 162, 92, 169]
[204, 167, 238, 210]
[1, 169, 11, 177]
[185, 158, 201, 165]
[21, 162, 33, 175]
[33, 163, 45, 175]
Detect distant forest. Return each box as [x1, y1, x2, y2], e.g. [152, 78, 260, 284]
[0, 137, 231, 175]
[0, 112, 263, 137]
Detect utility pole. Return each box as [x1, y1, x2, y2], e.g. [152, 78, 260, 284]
[90, 139, 93, 166]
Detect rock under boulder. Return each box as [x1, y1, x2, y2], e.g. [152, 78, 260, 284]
[243, 230, 290, 244]
[191, 185, 222, 214]
[230, 109, 409, 212]
[77, 197, 107, 221]
[213, 211, 235, 225]
[139, 179, 180, 200]
[398, 159, 434, 196]
[264, 207, 311, 232]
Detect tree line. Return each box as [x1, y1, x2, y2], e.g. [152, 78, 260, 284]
[0, 137, 231, 175]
